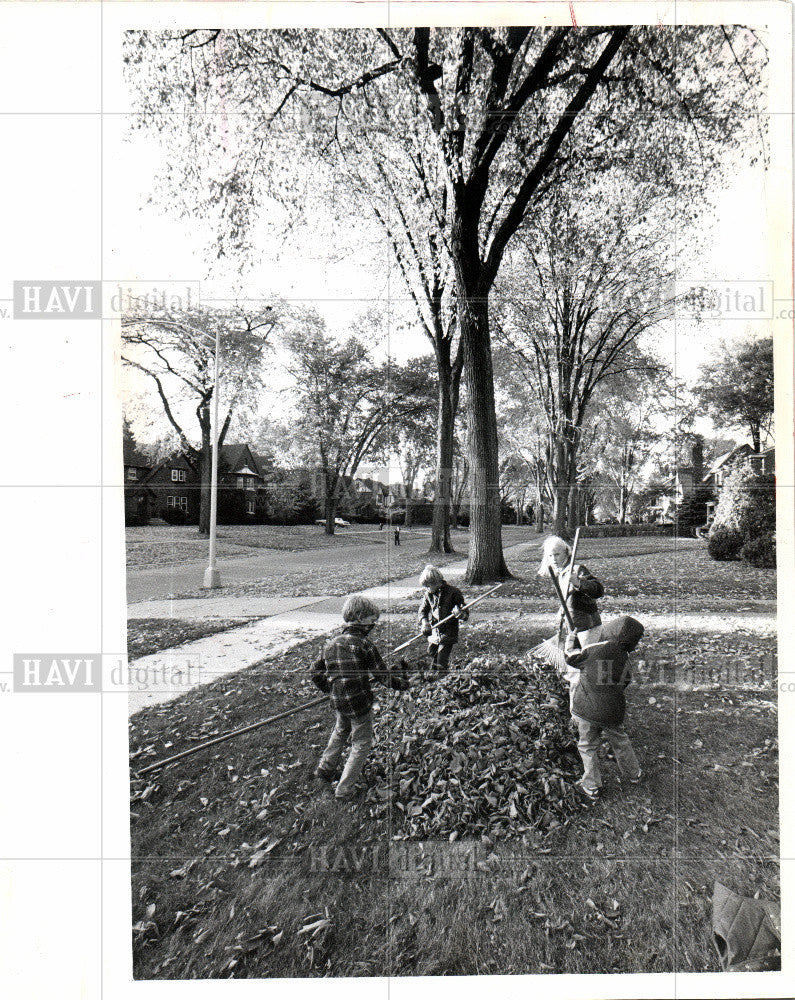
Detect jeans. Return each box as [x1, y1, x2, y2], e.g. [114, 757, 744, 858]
[572, 714, 640, 792]
[319, 710, 374, 799]
[428, 641, 455, 672]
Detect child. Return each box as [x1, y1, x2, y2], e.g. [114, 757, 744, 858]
[311, 594, 409, 801]
[563, 615, 645, 801]
[417, 565, 468, 673]
[537, 534, 604, 647]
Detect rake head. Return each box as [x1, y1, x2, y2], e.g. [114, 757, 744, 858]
[531, 635, 566, 671]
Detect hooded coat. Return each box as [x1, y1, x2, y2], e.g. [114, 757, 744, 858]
[565, 616, 644, 727]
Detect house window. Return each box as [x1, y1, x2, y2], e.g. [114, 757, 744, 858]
[167, 496, 188, 511]
[247, 500, 255, 515]
[171, 469, 186, 482]
[126, 467, 137, 481]
[237, 476, 245, 489]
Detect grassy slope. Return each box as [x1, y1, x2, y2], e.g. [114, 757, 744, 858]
[129, 539, 778, 978]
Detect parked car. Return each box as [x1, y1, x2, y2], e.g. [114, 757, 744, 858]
[315, 517, 351, 527]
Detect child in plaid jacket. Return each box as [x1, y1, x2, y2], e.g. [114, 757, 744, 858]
[311, 594, 409, 801]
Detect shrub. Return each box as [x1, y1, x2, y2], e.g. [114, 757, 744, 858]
[674, 493, 709, 537]
[741, 534, 776, 569]
[709, 465, 775, 541]
[160, 505, 187, 525]
[707, 527, 744, 561]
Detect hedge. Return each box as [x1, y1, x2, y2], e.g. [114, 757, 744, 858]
[579, 524, 675, 538]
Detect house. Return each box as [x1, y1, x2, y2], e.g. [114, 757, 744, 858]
[701, 444, 754, 494]
[703, 444, 775, 524]
[123, 438, 154, 523]
[647, 440, 707, 525]
[124, 440, 278, 525]
[218, 444, 266, 519]
[141, 453, 200, 522]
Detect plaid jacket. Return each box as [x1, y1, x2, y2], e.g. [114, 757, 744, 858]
[311, 625, 393, 718]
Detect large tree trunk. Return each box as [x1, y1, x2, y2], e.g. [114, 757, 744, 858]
[324, 494, 336, 536]
[323, 471, 338, 535]
[552, 436, 569, 534]
[565, 445, 580, 532]
[459, 295, 509, 583]
[404, 487, 414, 529]
[430, 352, 455, 553]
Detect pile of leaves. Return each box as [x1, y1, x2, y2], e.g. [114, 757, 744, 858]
[366, 655, 582, 840]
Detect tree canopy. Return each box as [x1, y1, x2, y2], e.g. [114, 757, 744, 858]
[695, 334, 774, 451]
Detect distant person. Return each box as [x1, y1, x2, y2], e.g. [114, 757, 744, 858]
[394, 525, 400, 546]
[311, 595, 409, 802]
[417, 565, 468, 673]
[563, 615, 645, 801]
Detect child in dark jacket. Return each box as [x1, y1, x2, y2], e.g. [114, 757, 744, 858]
[417, 565, 468, 673]
[311, 594, 409, 801]
[563, 615, 645, 800]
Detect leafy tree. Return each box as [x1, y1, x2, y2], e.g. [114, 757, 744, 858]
[121, 304, 276, 534]
[493, 168, 674, 531]
[393, 419, 436, 530]
[695, 334, 774, 451]
[281, 312, 431, 533]
[125, 25, 764, 579]
[588, 380, 671, 523]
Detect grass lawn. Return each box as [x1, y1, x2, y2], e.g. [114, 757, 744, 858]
[126, 524, 398, 569]
[129, 540, 778, 978]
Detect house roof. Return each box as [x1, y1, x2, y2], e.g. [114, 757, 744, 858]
[252, 453, 275, 476]
[702, 444, 754, 481]
[219, 443, 261, 476]
[140, 451, 198, 483]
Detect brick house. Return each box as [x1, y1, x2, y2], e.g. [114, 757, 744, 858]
[218, 444, 266, 520]
[142, 453, 200, 522]
[123, 438, 154, 523]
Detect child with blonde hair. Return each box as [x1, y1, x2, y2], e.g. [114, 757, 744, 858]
[538, 535, 604, 648]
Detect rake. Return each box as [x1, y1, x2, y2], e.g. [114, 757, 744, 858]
[531, 527, 580, 669]
[134, 584, 503, 777]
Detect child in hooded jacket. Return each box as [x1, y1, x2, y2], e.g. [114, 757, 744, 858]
[563, 615, 645, 800]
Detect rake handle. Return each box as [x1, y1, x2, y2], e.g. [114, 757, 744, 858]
[556, 526, 581, 643]
[390, 583, 504, 655]
[548, 566, 576, 633]
[135, 694, 330, 777]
